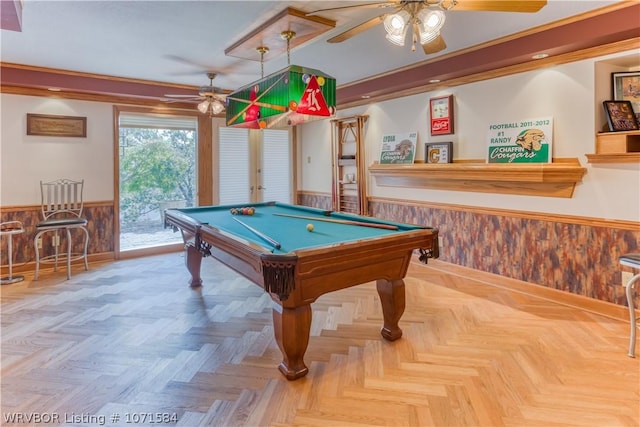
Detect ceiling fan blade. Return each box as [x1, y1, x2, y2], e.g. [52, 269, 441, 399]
[422, 34, 446, 54]
[449, 0, 547, 13]
[164, 54, 216, 70]
[306, 1, 398, 16]
[328, 15, 386, 43]
[164, 97, 200, 104]
[164, 94, 200, 98]
[167, 70, 211, 76]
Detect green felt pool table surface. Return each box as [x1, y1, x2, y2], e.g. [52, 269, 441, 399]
[171, 202, 426, 253]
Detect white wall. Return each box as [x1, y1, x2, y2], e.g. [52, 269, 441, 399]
[300, 50, 640, 222]
[2, 49, 639, 223]
[1, 94, 114, 204]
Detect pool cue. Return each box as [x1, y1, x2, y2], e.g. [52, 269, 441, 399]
[272, 213, 399, 230]
[232, 217, 281, 249]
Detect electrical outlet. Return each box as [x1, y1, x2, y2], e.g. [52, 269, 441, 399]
[37, 238, 42, 249]
[438, 236, 443, 249]
[622, 271, 634, 287]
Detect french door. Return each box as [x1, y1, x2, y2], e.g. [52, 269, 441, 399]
[218, 127, 292, 205]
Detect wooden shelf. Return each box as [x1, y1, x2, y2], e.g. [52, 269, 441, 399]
[369, 158, 586, 198]
[585, 153, 640, 163]
[338, 158, 356, 166]
[587, 131, 640, 163]
[332, 115, 368, 214]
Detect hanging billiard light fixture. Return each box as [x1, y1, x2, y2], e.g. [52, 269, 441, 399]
[226, 30, 336, 129]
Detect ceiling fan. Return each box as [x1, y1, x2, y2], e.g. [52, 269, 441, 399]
[308, 0, 547, 54]
[164, 72, 227, 115]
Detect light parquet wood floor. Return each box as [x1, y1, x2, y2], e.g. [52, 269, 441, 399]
[1, 253, 638, 427]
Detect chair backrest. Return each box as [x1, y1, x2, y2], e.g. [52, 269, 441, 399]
[40, 179, 84, 220]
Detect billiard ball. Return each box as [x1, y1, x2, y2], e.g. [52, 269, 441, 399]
[306, 223, 314, 232]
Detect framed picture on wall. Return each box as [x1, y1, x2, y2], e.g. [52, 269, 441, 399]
[429, 95, 454, 135]
[612, 71, 640, 123]
[425, 142, 453, 163]
[26, 113, 87, 137]
[603, 100, 639, 132]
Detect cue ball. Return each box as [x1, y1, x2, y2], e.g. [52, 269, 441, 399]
[306, 223, 314, 232]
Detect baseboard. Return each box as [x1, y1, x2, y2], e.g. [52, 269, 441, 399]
[118, 243, 183, 260]
[1, 252, 116, 277]
[412, 257, 634, 323]
[2, 242, 186, 276]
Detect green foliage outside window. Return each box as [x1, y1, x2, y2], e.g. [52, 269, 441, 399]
[119, 127, 196, 223]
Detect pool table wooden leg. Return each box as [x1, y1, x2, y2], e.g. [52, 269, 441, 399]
[376, 278, 405, 341]
[272, 303, 311, 380]
[184, 243, 203, 287]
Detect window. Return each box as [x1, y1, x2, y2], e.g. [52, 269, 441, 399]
[118, 113, 197, 251]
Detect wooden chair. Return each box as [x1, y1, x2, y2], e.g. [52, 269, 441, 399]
[34, 179, 89, 280]
[620, 253, 640, 357]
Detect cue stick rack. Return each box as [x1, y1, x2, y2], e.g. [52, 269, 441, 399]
[331, 115, 368, 215]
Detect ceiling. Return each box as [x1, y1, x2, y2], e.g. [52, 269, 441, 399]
[1, 1, 637, 109]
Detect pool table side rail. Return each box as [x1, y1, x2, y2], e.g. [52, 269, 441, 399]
[164, 208, 275, 254]
[165, 209, 298, 298]
[290, 229, 438, 304]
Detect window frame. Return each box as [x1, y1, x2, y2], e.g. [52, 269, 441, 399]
[113, 105, 212, 257]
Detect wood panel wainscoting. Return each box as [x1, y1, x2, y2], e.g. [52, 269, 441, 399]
[297, 191, 640, 310]
[0, 202, 188, 275]
[5, 194, 639, 310]
[1, 252, 637, 426]
[297, 191, 333, 211]
[0, 202, 116, 274]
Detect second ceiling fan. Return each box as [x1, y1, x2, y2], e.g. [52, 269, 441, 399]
[309, 0, 547, 54]
[164, 72, 227, 115]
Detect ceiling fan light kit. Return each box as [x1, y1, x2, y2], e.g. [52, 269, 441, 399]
[165, 71, 228, 116]
[384, 10, 410, 46]
[197, 98, 225, 115]
[383, 6, 446, 48]
[319, 0, 546, 54]
[418, 9, 445, 37]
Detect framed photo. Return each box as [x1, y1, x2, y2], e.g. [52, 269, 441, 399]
[429, 95, 454, 135]
[612, 71, 640, 123]
[425, 142, 452, 163]
[26, 113, 87, 137]
[603, 100, 639, 132]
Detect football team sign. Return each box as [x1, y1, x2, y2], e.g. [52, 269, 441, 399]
[486, 117, 553, 163]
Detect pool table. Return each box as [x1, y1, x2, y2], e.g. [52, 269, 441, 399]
[164, 202, 438, 380]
